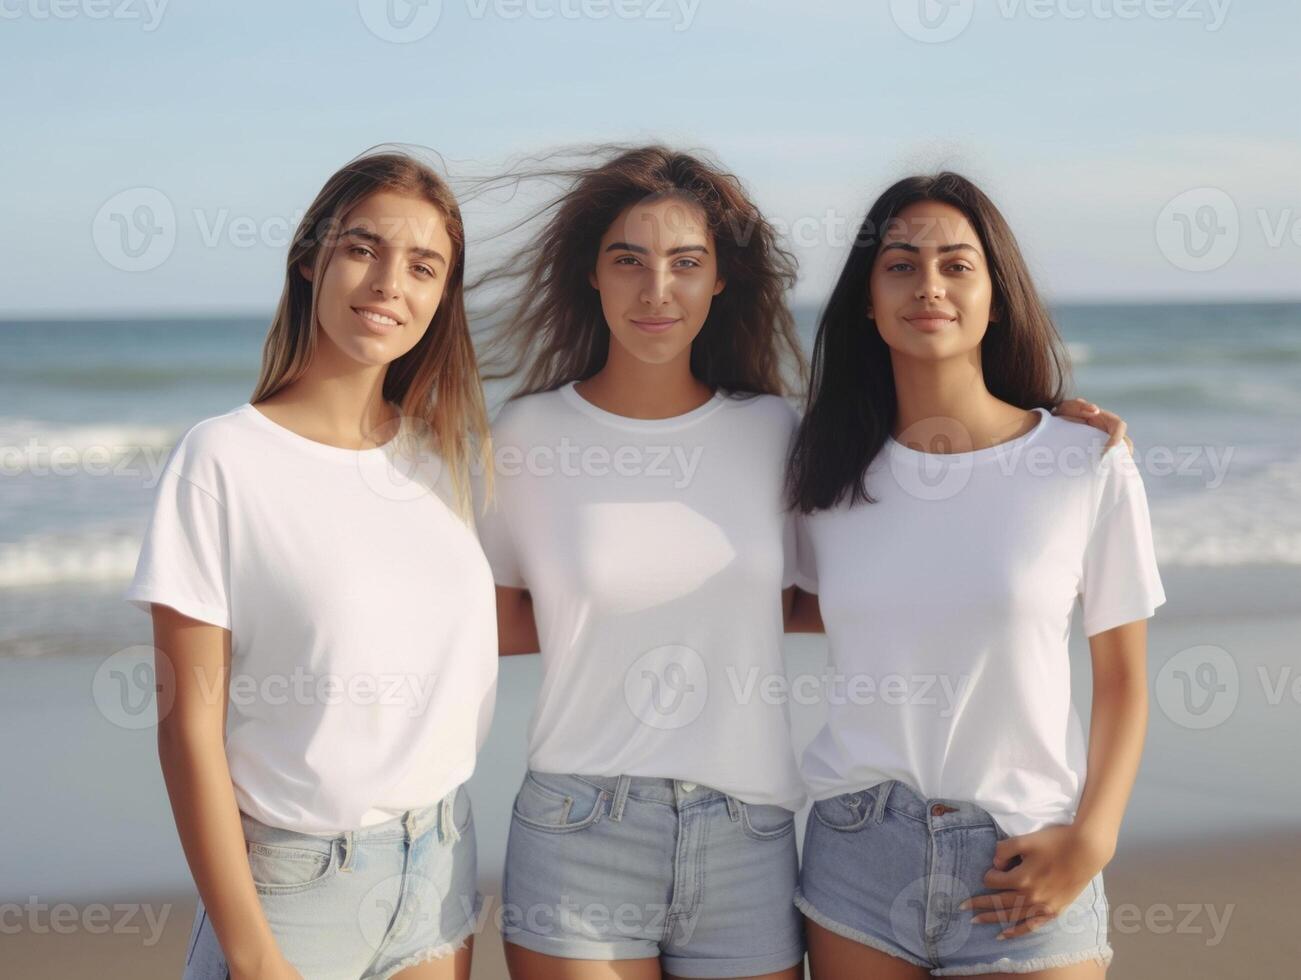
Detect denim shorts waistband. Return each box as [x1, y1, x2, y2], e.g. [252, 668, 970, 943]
[240, 786, 459, 848]
[850, 779, 1001, 831]
[546, 771, 735, 809]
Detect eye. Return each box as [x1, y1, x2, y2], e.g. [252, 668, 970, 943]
[412, 265, 436, 278]
[348, 245, 375, 259]
[673, 257, 702, 269]
[613, 254, 641, 266]
[947, 262, 974, 273]
[885, 261, 913, 273]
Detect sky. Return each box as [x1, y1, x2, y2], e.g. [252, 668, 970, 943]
[2, 0, 1298, 316]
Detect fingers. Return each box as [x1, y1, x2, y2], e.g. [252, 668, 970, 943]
[997, 914, 1055, 939]
[1052, 398, 1100, 420]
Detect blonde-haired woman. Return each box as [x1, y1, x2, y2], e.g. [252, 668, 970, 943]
[125, 151, 497, 980]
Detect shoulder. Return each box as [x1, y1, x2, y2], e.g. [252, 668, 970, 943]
[489, 388, 568, 440]
[720, 390, 802, 433]
[164, 404, 263, 485]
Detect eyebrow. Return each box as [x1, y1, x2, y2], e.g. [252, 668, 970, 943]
[604, 242, 710, 256]
[343, 226, 448, 266]
[880, 241, 980, 255]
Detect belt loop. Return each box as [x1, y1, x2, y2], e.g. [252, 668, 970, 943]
[871, 781, 893, 823]
[725, 796, 741, 822]
[609, 775, 632, 822]
[338, 831, 354, 872]
[440, 790, 461, 845]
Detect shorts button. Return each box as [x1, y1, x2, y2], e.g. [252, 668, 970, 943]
[931, 803, 947, 816]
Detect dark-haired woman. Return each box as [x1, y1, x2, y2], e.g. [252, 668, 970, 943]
[787, 174, 1164, 978]
[473, 149, 1127, 980]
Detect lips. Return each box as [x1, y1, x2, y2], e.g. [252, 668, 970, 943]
[353, 306, 402, 334]
[904, 312, 957, 332]
[629, 317, 680, 335]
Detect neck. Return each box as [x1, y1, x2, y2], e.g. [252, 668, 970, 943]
[576, 341, 714, 420]
[890, 348, 1028, 453]
[264, 334, 396, 443]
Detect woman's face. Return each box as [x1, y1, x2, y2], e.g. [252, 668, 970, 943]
[868, 199, 996, 364]
[590, 195, 726, 368]
[304, 189, 454, 368]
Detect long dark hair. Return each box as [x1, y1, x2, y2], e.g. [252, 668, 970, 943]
[473, 144, 806, 399]
[787, 172, 1070, 512]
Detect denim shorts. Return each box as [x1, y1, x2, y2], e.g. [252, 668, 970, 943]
[501, 770, 805, 978]
[182, 784, 480, 980]
[795, 780, 1113, 976]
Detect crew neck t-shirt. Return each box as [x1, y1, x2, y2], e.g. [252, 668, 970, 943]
[476, 382, 806, 811]
[124, 402, 498, 835]
[796, 408, 1166, 837]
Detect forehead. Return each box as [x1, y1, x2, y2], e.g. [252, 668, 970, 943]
[883, 200, 980, 249]
[341, 189, 452, 252]
[601, 195, 712, 250]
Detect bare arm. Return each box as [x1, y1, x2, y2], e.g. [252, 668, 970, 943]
[783, 586, 824, 634]
[152, 604, 300, 980]
[496, 585, 540, 656]
[1073, 618, 1149, 859]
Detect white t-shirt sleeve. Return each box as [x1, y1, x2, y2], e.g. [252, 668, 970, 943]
[472, 468, 526, 589]
[124, 459, 232, 630]
[1079, 446, 1166, 637]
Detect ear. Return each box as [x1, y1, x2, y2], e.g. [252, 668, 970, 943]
[712, 276, 726, 297]
[588, 266, 599, 290]
[297, 260, 315, 283]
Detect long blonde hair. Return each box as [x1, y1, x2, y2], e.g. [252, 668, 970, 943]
[252, 150, 491, 517]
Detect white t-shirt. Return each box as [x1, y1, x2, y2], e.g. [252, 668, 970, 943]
[796, 408, 1166, 837]
[477, 382, 806, 811]
[124, 403, 498, 835]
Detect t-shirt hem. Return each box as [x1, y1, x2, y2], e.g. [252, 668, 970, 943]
[124, 587, 232, 631]
[1083, 593, 1166, 637]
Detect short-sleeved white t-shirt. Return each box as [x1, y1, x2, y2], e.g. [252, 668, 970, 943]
[796, 408, 1165, 837]
[124, 403, 498, 835]
[477, 382, 806, 811]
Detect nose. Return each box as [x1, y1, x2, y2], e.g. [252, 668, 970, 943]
[640, 267, 673, 307]
[915, 265, 945, 302]
[369, 253, 402, 300]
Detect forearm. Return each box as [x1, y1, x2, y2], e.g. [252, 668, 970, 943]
[158, 724, 279, 976]
[1074, 622, 1149, 855]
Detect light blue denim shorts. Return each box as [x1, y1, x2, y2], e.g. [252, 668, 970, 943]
[501, 770, 805, 978]
[183, 784, 480, 980]
[795, 780, 1113, 976]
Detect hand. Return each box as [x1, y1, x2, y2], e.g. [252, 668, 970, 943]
[1051, 398, 1133, 455]
[959, 823, 1115, 939]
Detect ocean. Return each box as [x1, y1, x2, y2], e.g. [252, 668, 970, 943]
[2, 303, 1299, 902]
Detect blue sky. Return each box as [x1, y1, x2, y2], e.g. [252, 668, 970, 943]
[2, 0, 1297, 315]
